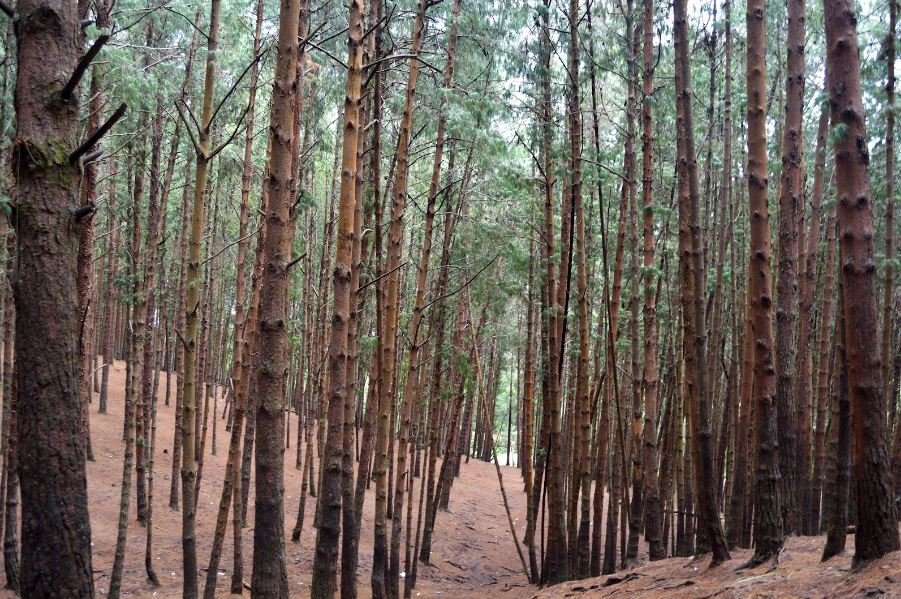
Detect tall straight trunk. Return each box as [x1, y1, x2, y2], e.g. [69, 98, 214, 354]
[310, 0, 365, 595]
[674, 0, 730, 564]
[169, 14, 202, 509]
[12, 0, 94, 591]
[638, 0, 663, 561]
[798, 108, 829, 534]
[389, 0, 458, 590]
[373, 1, 428, 596]
[99, 152, 118, 415]
[883, 0, 896, 443]
[746, 0, 784, 564]
[140, 94, 166, 554]
[822, 277, 850, 560]
[536, 0, 568, 583]
[813, 203, 838, 532]
[353, 0, 383, 565]
[180, 0, 222, 594]
[824, 0, 901, 561]
[132, 114, 149, 526]
[202, 1, 264, 595]
[774, 0, 805, 535]
[522, 236, 539, 581]
[251, 0, 304, 590]
[564, 0, 591, 579]
[1, 232, 17, 592]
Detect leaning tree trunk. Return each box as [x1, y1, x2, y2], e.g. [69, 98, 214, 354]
[824, 0, 901, 562]
[12, 0, 95, 593]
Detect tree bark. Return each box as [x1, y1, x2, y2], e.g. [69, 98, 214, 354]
[824, 0, 901, 561]
[12, 0, 95, 592]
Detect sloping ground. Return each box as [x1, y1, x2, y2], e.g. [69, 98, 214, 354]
[533, 536, 901, 599]
[0, 359, 533, 598]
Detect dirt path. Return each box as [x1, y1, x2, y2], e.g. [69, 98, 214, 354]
[0, 359, 534, 598]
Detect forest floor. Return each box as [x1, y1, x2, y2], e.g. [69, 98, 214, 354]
[0, 359, 534, 598]
[534, 537, 901, 598]
[1, 358, 900, 598]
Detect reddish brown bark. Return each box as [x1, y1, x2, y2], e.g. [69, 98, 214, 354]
[825, 0, 900, 561]
[12, 0, 95, 592]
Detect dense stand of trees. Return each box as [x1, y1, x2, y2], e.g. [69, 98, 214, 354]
[0, 0, 898, 595]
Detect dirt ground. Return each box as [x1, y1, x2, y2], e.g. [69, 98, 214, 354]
[1, 358, 900, 598]
[534, 536, 901, 598]
[0, 359, 534, 598]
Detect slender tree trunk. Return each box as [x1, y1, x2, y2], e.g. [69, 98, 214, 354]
[822, 279, 850, 561]
[180, 0, 223, 594]
[202, 1, 264, 594]
[798, 108, 829, 534]
[310, 0, 365, 595]
[746, 0, 784, 564]
[674, 0, 730, 564]
[637, 0, 663, 561]
[373, 1, 428, 596]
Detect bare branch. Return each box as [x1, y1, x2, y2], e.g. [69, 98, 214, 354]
[69, 102, 128, 164]
[62, 34, 111, 100]
[174, 100, 202, 156]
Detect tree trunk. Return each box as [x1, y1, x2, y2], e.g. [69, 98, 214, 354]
[310, 0, 365, 595]
[746, 0, 784, 564]
[251, 0, 304, 591]
[674, 0, 730, 564]
[12, 0, 95, 592]
[824, 0, 901, 561]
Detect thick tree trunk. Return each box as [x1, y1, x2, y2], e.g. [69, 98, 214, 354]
[12, 0, 95, 592]
[824, 0, 901, 561]
[251, 0, 304, 591]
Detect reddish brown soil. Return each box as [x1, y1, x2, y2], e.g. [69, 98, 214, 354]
[534, 536, 901, 598]
[2, 359, 900, 598]
[0, 360, 533, 598]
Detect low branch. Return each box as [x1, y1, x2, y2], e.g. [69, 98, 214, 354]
[207, 103, 251, 160]
[62, 35, 111, 100]
[69, 102, 127, 164]
[0, 0, 13, 18]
